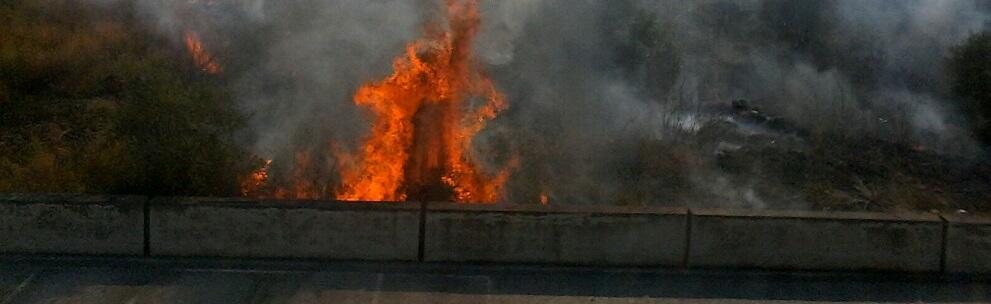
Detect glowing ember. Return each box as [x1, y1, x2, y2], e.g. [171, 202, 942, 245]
[334, 0, 512, 203]
[183, 30, 221, 74]
[539, 193, 549, 205]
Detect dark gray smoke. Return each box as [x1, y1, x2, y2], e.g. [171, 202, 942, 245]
[125, 0, 990, 207]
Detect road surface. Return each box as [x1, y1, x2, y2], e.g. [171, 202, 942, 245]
[0, 256, 988, 303]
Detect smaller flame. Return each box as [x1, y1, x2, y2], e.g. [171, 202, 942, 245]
[183, 30, 221, 74]
[240, 159, 272, 196]
[539, 193, 549, 205]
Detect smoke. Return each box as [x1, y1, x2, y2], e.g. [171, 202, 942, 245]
[483, 0, 989, 207]
[111, 0, 989, 207]
[682, 0, 985, 147]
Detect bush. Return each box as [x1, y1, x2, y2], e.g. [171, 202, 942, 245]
[0, 0, 254, 196]
[949, 31, 991, 144]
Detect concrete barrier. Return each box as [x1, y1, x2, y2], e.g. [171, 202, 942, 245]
[0, 194, 145, 255]
[942, 213, 991, 273]
[8, 193, 991, 273]
[688, 209, 943, 272]
[423, 203, 687, 266]
[148, 198, 421, 261]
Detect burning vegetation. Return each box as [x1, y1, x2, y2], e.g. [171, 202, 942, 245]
[183, 30, 222, 74]
[335, 0, 512, 203]
[4, 0, 991, 212]
[243, 0, 514, 203]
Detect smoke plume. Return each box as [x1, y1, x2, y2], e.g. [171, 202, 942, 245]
[118, 0, 991, 207]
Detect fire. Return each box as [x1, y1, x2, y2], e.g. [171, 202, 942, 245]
[183, 30, 221, 74]
[237, 0, 513, 203]
[334, 0, 512, 203]
[240, 159, 272, 197]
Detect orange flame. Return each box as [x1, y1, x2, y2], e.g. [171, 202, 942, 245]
[183, 30, 221, 74]
[335, 0, 512, 203]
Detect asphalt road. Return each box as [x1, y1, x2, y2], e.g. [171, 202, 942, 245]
[0, 256, 989, 303]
